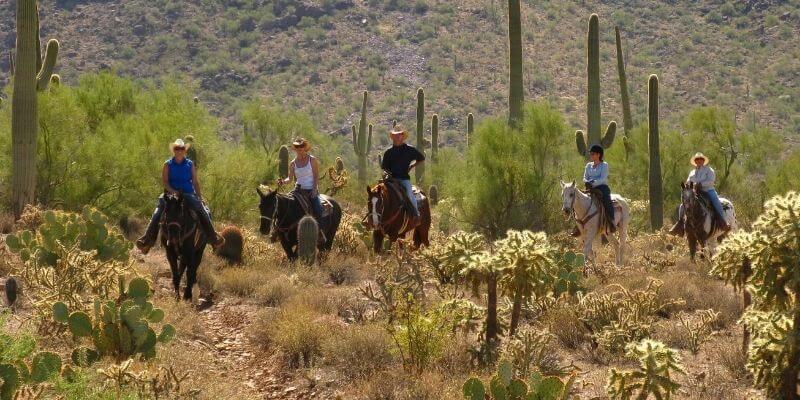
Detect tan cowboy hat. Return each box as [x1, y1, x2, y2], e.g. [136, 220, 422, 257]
[169, 138, 190, 152]
[389, 128, 408, 140]
[690, 152, 709, 166]
[291, 137, 312, 151]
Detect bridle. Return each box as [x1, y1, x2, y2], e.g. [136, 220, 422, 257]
[163, 194, 198, 249]
[364, 185, 404, 231]
[261, 192, 301, 238]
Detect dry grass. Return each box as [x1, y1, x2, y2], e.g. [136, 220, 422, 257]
[267, 303, 341, 368]
[253, 275, 298, 307]
[710, 338, 749, 381]
[324, 324, 395, 379]
[214, 266, 274, 297]
[0, 212, 15, 234]
[541, 302, 589, 350]
[320, 255, 364, 286]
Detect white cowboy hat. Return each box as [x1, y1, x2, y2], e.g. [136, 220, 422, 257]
[389, 128, 408, 140]
[690, 152, 709, 166]
[169, 138, 190, 152]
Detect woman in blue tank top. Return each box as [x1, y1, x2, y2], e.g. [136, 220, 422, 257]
[136, 139, 224, 253]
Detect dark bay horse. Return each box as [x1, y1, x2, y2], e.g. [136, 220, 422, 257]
[365, 180, 431, 253]
[257, 186, 342, 261]
[680, 182, 737, 261]
[161, 192, 208, 301]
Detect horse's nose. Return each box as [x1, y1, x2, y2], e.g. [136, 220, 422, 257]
[562, 207, 570, 214]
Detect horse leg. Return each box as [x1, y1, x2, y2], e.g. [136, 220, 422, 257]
[373, 231, 385, 254]
[165, 247, 181, 299]
[582, 233, 595, 271]
[616, 226, 628, 266]
[688, 234, 698, 262]
[280, 239, 296, 262]
[412, 223, 430, 250]
[183, 251, 198, 302]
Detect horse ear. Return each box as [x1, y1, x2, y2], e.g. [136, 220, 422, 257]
[559, 180, 565, 188]
[366, 185, 372, 195]
[256, 187, 265, 198]
[680, 182, 686, 189]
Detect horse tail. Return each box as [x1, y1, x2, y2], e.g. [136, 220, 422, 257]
[325, 199, 343, 250]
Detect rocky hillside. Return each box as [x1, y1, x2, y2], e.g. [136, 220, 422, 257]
[1, 0, 798, 142]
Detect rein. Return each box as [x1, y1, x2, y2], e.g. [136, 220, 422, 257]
[365, 185, 406, 232]
[569, 190, 600, 229]
[269, 194, 302, 238]
[164, 199, 200, 250]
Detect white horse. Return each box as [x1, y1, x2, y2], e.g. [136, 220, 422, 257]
[560, 181, 631, 267]
[679, 182, 737, 261]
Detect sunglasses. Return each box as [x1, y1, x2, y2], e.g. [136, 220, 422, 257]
[174, 146, 186, 151]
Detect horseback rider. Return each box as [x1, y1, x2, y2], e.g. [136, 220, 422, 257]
[136, 139, 224, 254]
[380, 127, 425, 225]
[276, 138, 327, 233]
[583, 145, 615, 233]
[669, 152, 730, 236]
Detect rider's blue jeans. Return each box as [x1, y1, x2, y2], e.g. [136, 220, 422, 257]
[398, 179, 419, 216]
[148, 193, 212, 230]
[704, 188, 725, 218]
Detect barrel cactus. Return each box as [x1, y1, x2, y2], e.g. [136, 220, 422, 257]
[335, 157, 345, 173]
[297, 216, 319, 265]
[53, 277, 175, 365]
[353, 91, 372, 185]
[278, 145, 289, 180]
[575, 14, 616, 157]
[648, 75, 663, 231]
[428, 185, 439, 206]
[12, 0, 60, 218]
[415, 87, 426, 185]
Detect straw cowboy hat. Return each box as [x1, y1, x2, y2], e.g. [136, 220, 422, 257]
[169, 138, 190, 152]
[389, 128, 408, 140]
[690, 152, 709, 166]
[292, 137, 312, 151]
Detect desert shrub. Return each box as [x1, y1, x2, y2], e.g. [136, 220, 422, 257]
[324, 324, 395, 378]
[578, 279, 682, 353]
[320, 256, 362, 286]
[606, 339, 684, 400]
[503, 327, 566, 377]
[253, 276, 297, 307]
[214, 267, 273, 297]
[541, 302, 588, 349]
[268, 304, 337, 368]
[389, 298, 451, 374]
[0, 212, 14, 234]
[656, 272, 741, 328]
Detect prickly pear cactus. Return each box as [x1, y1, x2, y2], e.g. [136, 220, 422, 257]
[462, 359, 574, 400]
[53, 277, 175, 365]
[5, 207, 131, 267]
[552, 251, 585, 297]
[297, 216, 319, 265]
[0, 317, 63, 400]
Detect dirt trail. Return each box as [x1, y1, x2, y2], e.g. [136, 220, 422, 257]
[140, 251, 319, 400]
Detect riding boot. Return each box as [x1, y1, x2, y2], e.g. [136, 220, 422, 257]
[135, 218, 160, 254]
[571, 226, 581, 237]
[197, 211, 225, 249]
[716, 217, 731, 232]
[668, 220, 685, 237]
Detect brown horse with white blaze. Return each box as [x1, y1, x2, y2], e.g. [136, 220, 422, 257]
[364, 181, 431, 253]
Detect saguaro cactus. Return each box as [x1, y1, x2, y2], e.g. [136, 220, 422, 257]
[12, 0, 60, 218]
[428, 185, 439, 206]
[615, 26, 633, 142]
[297, 216, 319, 265]
[431, 114, 439, 162]
[352, 91, 372, 185]
[507, 0, 524, 128]
[278, 145, 289, 180]
[575, 14, 616, 158]
[415, 88, 426, 186]
[467, 113, 474, 149]
[648, 75, 663, 231]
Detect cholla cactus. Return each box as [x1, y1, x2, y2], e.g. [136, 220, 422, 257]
[462, 359, 574, 400]
[606, 339, 684, 400]
[53, 277, 175, 365]
[425, 231, 485, 285]
[711, 191, 800, 398]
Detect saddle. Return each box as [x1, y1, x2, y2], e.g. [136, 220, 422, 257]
[384, 179, 425, 214]
[694, 190, 730, 227]
[290, 188, 334, 218]
[582, 188, 621, 231]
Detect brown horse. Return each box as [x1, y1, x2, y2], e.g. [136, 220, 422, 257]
[680, 182, 737, 261]
[364, 180, 431, 253]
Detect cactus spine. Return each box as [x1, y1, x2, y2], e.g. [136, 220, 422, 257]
[648, 75, 663, 231]
[278, 145, 289, 180]
[615, 27, 633, 142]
[576, 14, 616, 158]
[431, 114, 439, 162]
[297, 216, 319, 265]
[12, 0, 60, 218]
[467, 113, 474, 149]
[507, 0, 524, 128]
[352, 91, 372, 185]
[415, 88, 425, 186]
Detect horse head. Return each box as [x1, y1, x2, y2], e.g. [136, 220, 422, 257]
[364, 185, 385, 230]
[162, 191, 185, 247]
[256, 185, 279, 235]
[680, 181, 700, 209]
[559, 180, 577, 215]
